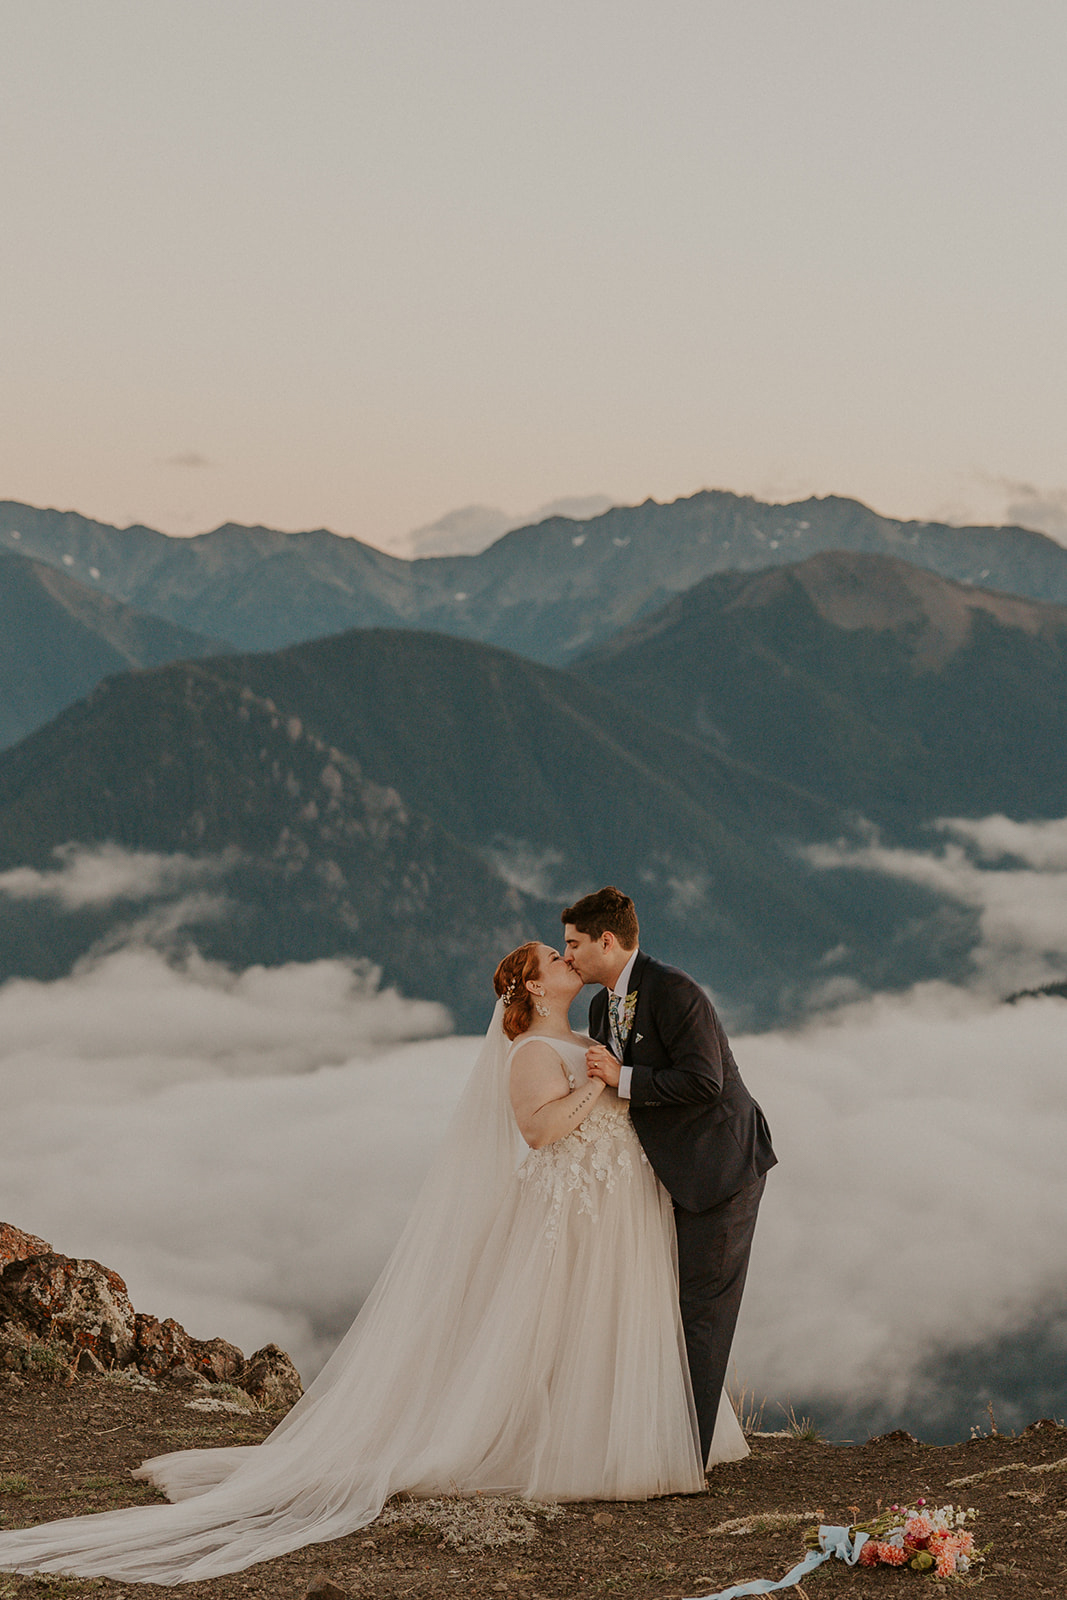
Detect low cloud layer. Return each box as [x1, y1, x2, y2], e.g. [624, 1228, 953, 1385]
[0, 842, 235, 963]
[736, 981, 1066, 1428]
[483, 838, 571, 901]
[0, 843, 230, 910]
[1, 828, 1065, 1438]
[0, 947, 455, 1374]
[804, 814, 1067, 995]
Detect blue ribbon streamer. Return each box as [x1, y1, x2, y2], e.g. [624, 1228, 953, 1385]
[680, 1524, 870, 1600]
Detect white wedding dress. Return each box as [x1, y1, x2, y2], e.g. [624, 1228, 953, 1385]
[0, 1013, 746, 1585]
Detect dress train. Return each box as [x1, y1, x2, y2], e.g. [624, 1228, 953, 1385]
[0, 1025, 746, 1584]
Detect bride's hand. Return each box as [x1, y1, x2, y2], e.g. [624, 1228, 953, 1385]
[586, 1045, 621, 1087]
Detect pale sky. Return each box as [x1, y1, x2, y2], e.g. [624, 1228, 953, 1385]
[3, 0, 1066, 554]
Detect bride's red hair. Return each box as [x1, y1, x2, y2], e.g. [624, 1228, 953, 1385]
[493, 943, 541, 1040]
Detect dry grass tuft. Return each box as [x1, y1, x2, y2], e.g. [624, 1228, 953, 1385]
[948, 1454, 1067, 1488]
[727, 1370, 766, 1436]
[709, 1510, 821, 1537]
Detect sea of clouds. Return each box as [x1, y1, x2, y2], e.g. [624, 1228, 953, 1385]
[1, 823, 1065, 1438]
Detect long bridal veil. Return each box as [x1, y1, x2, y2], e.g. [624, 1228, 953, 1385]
[0, 1004, 530, 1584]
[0, 1001, 745, 1586]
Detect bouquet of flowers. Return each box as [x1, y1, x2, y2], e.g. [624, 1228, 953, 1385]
[853, 1500, 980, 1577]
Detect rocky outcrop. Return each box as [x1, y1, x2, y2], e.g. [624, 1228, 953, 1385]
[0, 1253, 140, 1365]
[131, 1312, 244, 1384]
[0, 1222, 52, 1267]
[0, 1223, 303, 1410]
[233, 1342, 303, 1410]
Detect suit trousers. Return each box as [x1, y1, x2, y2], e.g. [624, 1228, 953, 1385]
[673, 1172, 766, 1466]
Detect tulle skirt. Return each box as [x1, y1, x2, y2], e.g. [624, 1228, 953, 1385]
[0, 1098, 745, 1584]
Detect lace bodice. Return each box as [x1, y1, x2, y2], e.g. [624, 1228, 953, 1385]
[508, 1035, 647, 1247]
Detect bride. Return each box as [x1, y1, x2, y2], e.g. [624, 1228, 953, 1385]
[0, 942, 747, 1585]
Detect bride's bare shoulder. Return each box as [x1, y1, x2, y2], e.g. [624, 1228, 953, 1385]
[508, 1034, 586, 1074]
[509, 1032, 589, 1058]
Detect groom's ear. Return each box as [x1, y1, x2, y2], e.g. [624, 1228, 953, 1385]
[601, 931, 616, 952]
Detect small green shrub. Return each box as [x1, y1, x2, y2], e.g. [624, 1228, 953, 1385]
[27, 1342, 70, 1380]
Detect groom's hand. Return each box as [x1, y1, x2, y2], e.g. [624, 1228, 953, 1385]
[586, 1045, 621, 1087]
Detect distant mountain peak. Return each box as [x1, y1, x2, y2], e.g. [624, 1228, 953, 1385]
[577, 545, 1067, 834]
[406, 494, 615, 558]
[730, 550, 1067, 671]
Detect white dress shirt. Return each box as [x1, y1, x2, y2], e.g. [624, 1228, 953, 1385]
[606, 948, 639, 1099]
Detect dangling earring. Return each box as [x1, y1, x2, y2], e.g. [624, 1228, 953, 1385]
[530, 984, 550, 1018]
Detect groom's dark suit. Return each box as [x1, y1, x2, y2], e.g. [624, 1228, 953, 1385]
[589, 951, 776, 1464]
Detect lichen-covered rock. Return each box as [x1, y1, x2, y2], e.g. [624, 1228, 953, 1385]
[132, 1313, 197, 1377]
[189, 1335, 246, 1384]
[0, 1221, 301, 1407]
[132, 1313, 243, 1383]
[0, 1254, 137, 1366]
[235, 1342, 304, 1409]
[0, 1223, 52, 1269]
[132, 1312, 189, 1376]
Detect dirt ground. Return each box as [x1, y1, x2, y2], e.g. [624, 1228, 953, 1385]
[2, 1375, 1065, 1599]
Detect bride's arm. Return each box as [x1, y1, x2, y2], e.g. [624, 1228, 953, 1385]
[510, 1043, 606, 1149]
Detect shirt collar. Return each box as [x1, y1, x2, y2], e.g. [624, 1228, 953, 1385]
[611, 948, 639, 1000]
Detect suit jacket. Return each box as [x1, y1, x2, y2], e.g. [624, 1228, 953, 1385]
[589, 951, 776, 1213]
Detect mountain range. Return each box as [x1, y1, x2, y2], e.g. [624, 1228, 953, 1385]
[5, 489, 1067, 665]
[1, 490, 1064, 1024]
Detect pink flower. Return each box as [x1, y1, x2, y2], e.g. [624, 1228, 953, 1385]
[904, 1514, 933, 1543]
[925, 1533, 963, 1576]
[874, 1542, 910, 1567]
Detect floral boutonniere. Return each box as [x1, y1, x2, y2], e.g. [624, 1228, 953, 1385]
[620, 990, 638, 1037]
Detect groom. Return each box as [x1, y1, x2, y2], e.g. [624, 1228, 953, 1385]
[562, 886, 776, 1468]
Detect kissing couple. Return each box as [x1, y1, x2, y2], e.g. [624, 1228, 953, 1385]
[0, 886, 776, 1585]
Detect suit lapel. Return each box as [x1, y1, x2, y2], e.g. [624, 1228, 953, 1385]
[621, 949, 649, 1064]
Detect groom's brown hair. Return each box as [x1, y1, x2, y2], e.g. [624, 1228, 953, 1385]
[561, 886, 639, 948]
